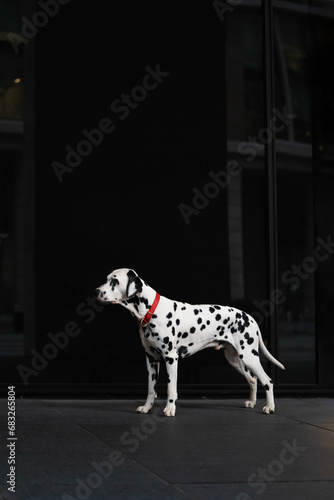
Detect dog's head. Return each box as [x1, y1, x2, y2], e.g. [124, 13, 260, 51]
[96, 268, 143, 304]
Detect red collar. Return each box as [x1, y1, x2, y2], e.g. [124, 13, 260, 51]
[139, 293, 160, 327]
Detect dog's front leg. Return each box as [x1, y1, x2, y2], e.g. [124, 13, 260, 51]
[163, 353, 178, 417]
[136, 352, 160, 414]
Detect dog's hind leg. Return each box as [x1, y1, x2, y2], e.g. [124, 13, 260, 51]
[136, 351, 160, 414]
[224, 344, 258, 409]
[242, 357, 275, 414]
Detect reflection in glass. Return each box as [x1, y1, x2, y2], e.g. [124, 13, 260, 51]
[274, 3, 315, 382]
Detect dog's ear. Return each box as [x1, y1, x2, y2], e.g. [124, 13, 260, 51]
[126, 270, 143, 298]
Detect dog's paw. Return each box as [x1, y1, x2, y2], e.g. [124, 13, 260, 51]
[244, 400, 256, 409]
[136, 405, 151, 414]
[263, 405, 275, 415]
[163, 405, 176, 417]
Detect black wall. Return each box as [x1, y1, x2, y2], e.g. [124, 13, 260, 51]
[34, 1, 231, 385]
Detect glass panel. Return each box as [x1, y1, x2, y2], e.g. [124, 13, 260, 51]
[274, 2, 316, 383]
[310, 0, 334, 386]
[0, 1, 24, 357]
[0, 151, 24, 356]
[0, 0, 24, 120]
[225, 2, 270, 378]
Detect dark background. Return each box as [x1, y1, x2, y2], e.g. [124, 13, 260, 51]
[2, 0, 334, 394]
[34, 1, 231, 386]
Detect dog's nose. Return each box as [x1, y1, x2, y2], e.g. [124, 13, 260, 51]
[95, 288, 101, 297]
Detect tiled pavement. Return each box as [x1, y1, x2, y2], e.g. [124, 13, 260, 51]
[1, 398, 334, 499]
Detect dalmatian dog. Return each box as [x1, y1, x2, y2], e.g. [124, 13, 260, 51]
[96, 268, 285, 417]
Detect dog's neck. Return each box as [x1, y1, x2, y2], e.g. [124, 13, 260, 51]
[121, 282, 157, 320]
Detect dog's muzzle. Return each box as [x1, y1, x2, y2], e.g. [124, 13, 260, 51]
[95, 288, 118, 304]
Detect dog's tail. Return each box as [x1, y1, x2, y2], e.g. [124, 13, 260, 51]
[258, 331, 285, 370]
